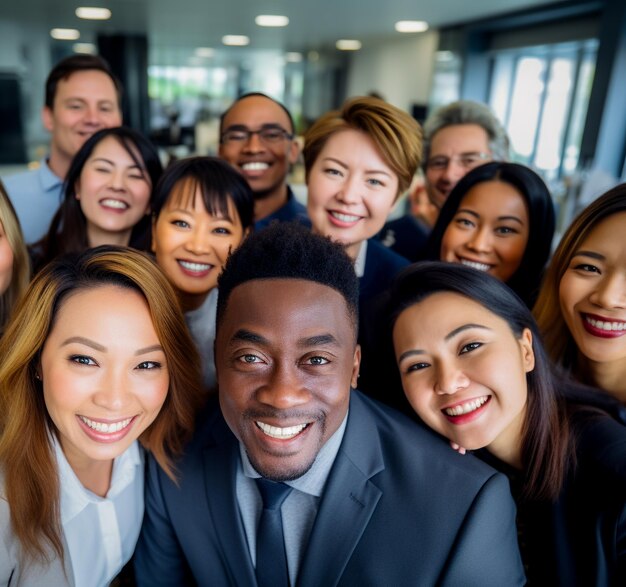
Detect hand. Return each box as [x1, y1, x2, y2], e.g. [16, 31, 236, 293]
[450, 441, 467, 455]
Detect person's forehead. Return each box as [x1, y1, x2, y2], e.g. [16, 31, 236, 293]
[54, 70, 118, 102]
[223, 96, 291, 129]
[221, 278, 352, 335]
[431, 123, 490, 154]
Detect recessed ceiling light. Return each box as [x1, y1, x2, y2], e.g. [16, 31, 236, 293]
[75, 7, 112, 20]
[255, 15, 289, 27]
[395, 20, 429, 33]
[286, 52, 303, 63]
[73, 42, 97, 54]
[222, 35, 250, 46]
[51, 28, 81, 40]
[195, 47, 215, 58]
[336, 39, 361, 51]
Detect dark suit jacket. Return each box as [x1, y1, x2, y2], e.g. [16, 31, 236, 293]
[135, 391, 525, 586]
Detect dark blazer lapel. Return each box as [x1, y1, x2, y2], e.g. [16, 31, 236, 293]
[202, 418, 256, 586]
[298, 392, 385, 587]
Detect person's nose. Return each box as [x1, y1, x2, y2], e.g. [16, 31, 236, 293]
[92, 368, 133, 413]
[440, 159, 466, 185]
[434, 360, 470, 395]
[255, 360, 311, 410]
[465, 226, 492, 254]
[589, 272, 626, 310]
[184, 226, 211, 256]
[242, 131, 266, 154]
[83, 104, 103, 127]
[109, 169, 127, 192]
[336, 175, 361, 206]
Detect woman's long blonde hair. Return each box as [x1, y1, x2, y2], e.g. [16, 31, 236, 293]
[0, 181, 30, 333]
[0, 246, 203, 562]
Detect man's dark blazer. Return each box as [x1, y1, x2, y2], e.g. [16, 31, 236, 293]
[135, 391, 525, 586]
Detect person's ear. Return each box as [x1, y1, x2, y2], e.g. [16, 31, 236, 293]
[519, 328, 535, 373]
[150, 215, 158, 253]
[287, 137, 300, 165]
[351, 344, 362, 388]
[74, 181, 81, 200]
[42, 106, 54, 133]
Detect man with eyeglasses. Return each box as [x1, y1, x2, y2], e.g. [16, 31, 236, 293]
[218, 93, 309, 230]
[378, 100, 509, 261]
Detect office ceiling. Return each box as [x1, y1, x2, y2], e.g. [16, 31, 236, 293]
[3, 0, 560, 59]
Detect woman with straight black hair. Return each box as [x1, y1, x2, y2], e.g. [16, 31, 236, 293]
[390, 261, 626, 585]
[423, 162, 555, 306]
[151, 156, 254, 392]
[32, 127, 163, 272]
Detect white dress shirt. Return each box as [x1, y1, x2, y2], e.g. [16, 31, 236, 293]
[53, 435, 144, 587]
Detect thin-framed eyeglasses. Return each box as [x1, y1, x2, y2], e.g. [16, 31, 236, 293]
[220, 125, 294, 145]
[426, 152, 491, 171]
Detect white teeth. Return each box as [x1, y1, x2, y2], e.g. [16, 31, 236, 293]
[460, 259, 491, 272]
[586, 316, 626, 331]
[179, 260, 212, 272]
[256, 421, 308, 439]
[444, 396, 489, 417]
[242, 162, 269, 171]
[79, 415, 132, 434]
[330, 211, 361, 223]
[100, 198, 128, 209]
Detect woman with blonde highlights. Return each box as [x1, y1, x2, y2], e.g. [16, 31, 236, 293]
[0, 246, 203, 585]
[534, 184, 626, 407]
[0, 181, 30, 333]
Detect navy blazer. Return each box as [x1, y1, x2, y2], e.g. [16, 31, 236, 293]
[135, 391, 525, 586]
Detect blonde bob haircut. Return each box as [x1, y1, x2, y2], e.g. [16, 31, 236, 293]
[303, 96, 423, 198]
[0, 181, 30, 333]
[534, 183, 626, 373]
[0, 245, 203, 562]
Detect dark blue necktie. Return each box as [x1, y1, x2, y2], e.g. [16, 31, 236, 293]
[255, 478, 293, 587]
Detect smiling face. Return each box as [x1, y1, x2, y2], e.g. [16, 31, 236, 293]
[40, 285, 169, 477]
[76, 135, 152, 246]
[43, 70, 122, 175]
[559, 211, 626, 371]
[393, 291, 534, 464]
[216, 279, 360, 481]
[218, 95, 298, 204]
[425, 124, 492, 209]
[152, 182, 247, 311]
[306, 129, 399, 259]
[0, 219, 14, 296]
[440, 180, 529, 282]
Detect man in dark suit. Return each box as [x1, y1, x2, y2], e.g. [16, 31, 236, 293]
[135, 222, 525, 586]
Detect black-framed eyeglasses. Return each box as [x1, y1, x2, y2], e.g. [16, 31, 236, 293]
[220, 125, 294, 145]
[426, 152, 491, 170]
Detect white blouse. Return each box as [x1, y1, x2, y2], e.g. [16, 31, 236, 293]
[53, 436, 144, 587]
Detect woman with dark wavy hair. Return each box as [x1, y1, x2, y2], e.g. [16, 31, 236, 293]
[0, 246, 203, 585]
[32, 127, 163, 272]
[424, 162, 555, 306]
[390, 261, 625, 585]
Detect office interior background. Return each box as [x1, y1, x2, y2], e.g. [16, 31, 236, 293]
[1, 0, 625, 232]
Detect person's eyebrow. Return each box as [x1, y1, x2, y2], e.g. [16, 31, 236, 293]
[445, 323, 490, 341]
[135, 344, 164, 356]
[230, 329, 269, 346]
[571, 250, 605, 261]
[297, 334, 340, 348]
[322, 157, 392, 178]
[61, 336, 106, 352]
[456, 208, 480, 219]
[497, 215, 525, 225]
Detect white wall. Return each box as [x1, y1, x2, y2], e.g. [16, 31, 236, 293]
[345, 31, 439, 113]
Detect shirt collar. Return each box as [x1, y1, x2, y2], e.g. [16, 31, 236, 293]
[52, 432, 142, 524]
[38, 158, 64, 193]
[239, 411, 349, 498]
[354, 240, 368, 278]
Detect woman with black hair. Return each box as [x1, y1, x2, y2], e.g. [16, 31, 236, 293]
[32, 127, 163, 272]
[390, 261, 625, 585]
[423, 162, 555, 306]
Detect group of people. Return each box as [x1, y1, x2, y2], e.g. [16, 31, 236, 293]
[0, 53, 624, 586]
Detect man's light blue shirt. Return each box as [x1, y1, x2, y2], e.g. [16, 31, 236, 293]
[2, 158, 63, 244]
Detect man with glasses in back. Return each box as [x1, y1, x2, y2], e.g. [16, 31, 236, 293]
[218, 93, 309, 230]
[378, 100, 510, 261]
